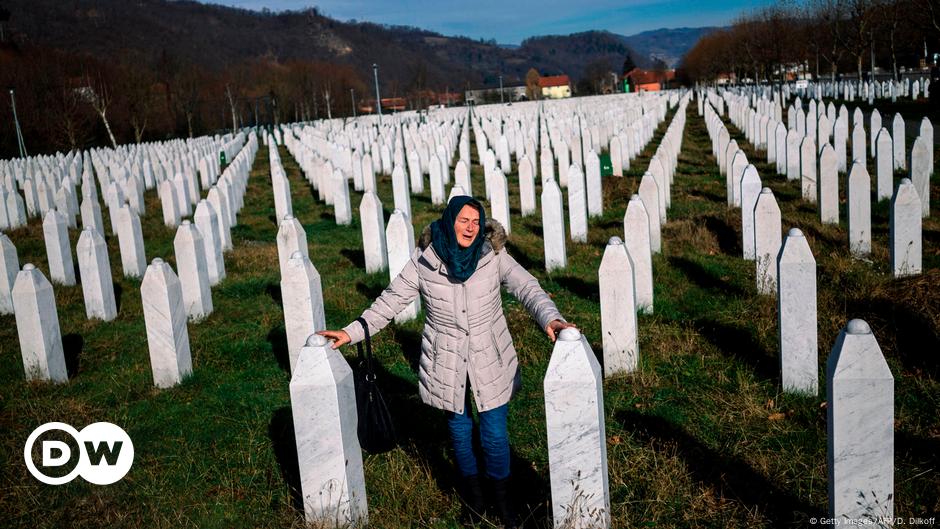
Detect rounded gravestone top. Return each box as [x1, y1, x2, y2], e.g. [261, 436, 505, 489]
[900, 177, 913, 185]
[760, 187, 773, 194]
[306, 334, 328, 347]
[608, 236, 623, 245]
[788, 228, 804, 237]
[284, 214, 294, 221]
[152, 257, 164, 265]
[846, 319, 872, 335]
[289, 250, 304, 260]
[558, 328, 581, 341]
[630, 194, 641, 201]
[83, 226, 93, 231]
[23, 263, 35, 271]
[181, 220, 190, 226]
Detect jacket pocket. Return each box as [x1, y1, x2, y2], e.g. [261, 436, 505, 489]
[490, 328, 504, 368]
[431, 330, 442, 373]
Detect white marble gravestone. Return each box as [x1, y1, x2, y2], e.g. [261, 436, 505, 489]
[567, 164, 588, 243]
[827, 319, 893, 524]
[13, 264, 67, 383]
[391, 165, 412, 221]
[386, 210, 420, 323]
[777, 228, 817, 395]
[910, 135, 931, 218]
[890, 179, 922, 277]
[207, 187, 233, 251]
[276, 215, 309, 280]
[80, 195, 105, 238]
[598, 237, 638, 376]
[116, 205, 147, 278]
[194, 200, 225, 286]
[800, 137, 817, 203]
[159, 180, 181, 227]
[360, 192, 388, 274]
[0, 234, 19, 315]
[541, 178, 567, 271]
[847, 162, 872, 256]
[42, 210, 76, 286]
[740, 165, 762, 260]
[429, 155, 446, 206]
[174, 221, 213, 322]
[892, 113, 906, 171]
[455, 159, 472, 197]
[141, 258, 192, 388]
[851, 123, 866, 167]
[490, 169, 511, 235]
[519, 155, 536, 216]
[544, 328, 611, 529]
[753, 188, 781, 295]
[76, 227, 117, 321]
[333, 171, 352, 226]
[623, 195, 653, 314]
[290, 334, 368, 527]
[818, 144, 838, 224]
[875, 128, 893, 201]
[281, 251, 327, 373]
[585, 150, 603, 217]
[637, 174, 662, 254]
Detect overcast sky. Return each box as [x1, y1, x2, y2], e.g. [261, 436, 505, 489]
[210, 0, 774, 44]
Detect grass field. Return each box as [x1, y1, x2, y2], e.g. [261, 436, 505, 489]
[1, 100, 937, 528]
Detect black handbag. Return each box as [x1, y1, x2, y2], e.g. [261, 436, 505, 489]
[353, 317, 397, 454]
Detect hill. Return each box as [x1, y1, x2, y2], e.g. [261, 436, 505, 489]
[619, 26, 722, 68]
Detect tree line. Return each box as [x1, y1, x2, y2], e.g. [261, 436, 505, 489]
[682, 0, 940, 84]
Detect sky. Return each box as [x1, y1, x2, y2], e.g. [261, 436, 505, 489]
[211, 0, 775, 44]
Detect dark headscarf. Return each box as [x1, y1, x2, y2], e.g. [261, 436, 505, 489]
[430, 196, 486, 282]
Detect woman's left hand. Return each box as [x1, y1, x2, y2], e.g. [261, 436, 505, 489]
[545, 319, 577, 342]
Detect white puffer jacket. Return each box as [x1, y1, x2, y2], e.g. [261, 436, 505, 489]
[342, 219, 564, 414]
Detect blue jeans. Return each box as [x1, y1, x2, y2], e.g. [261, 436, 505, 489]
[446, 384, 510, 480]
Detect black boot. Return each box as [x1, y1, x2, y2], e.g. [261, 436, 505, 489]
[460, 474, 486, 523]
[490, 476, 518, 528]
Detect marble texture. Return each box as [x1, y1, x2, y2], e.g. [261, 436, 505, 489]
[786, 130, 801, 181]
[892, 113, 906, 171]
[141, 258, 192, 388]
[876, 129, 893, 201]
[429, 155, 445, 206]
[623, 195, 653, 314]
[585, 150, 603, 218]
[519, 155, 536, 216]
[455, 159, 472, 196]
[391, 165, 412, 221]
[740, 164, 762, 260]
[12, 264, 67, 383]
[276, 215, 309, 280]
[174, 221, 213, 321]
[910, 135, 931, 218]
[386, 210, 420, 323]
[360, 192, 388, 274]
[77, 227, 117, 321]
[729, 150, 747, 208]
[753, 188, 782, 295]
[851, 123, 866, 167]
[890, 178, 922, 277]
[544, 328, 611, 529]
[159, 180, 180, 227]
[847, 162, 872, 256]
[194, 200, 225, 286]
[827, 319, 893, 524]
[800, 136, 817, 203]
[332, 170, 352, 226]
[42, 210, 76, 286]
[777, 228, 817, 395]
[80, 195, 105, 238]
[490, 169, 511, 235]
[567, 163, 588, 243]
[637, 173, 662, 254]
[598, 237, 638, 376]
[818, 144, 839, 224]
[116, 205, 147, 278]
[290, 334, 368, 527]
[541, 178, 567, 271]
[281, 251, 327, 373]
[272, 170, 293, 223]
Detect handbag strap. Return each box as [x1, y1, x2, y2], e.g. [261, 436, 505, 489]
[355, 317, 376, 381]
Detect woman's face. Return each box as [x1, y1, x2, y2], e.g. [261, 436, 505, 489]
[453, 204, 481, 248]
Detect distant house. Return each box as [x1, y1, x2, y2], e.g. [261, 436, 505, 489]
[464, 85, 526, 105]
[539, 75, 571, 99]
[624, 68, 675, 92]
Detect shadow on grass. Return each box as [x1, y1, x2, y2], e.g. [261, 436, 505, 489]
[341, 248, 365, 269]
[505, 241, 542, 272]
[268, 406, 304, 513]
[266, 325, 291, 373]
[668, 255, 748, 298]
[265, 283, 282, 308]
[113, 283, 123, 313]
[694, 318, 778, 382]
[703, 215, 740, 256]
[617, 410, 822, 525]
[554, 275, 599, 302]
[63, 333, 83, 378]
[356, 281, 386, 304]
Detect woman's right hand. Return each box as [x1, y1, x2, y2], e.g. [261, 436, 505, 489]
[316, 330, 351, 350]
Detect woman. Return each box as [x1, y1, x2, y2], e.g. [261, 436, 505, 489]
[318, 195, 575, 526]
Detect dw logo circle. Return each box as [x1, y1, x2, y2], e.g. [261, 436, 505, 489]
[23, 422, 134, 485]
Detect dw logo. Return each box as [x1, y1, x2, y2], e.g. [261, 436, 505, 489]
[23, 422, 134, 485]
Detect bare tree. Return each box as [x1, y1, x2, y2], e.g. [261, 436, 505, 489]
[83, 70, 118, 148]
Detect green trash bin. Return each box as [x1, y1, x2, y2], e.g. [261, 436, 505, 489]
[600, 153, 613, 177]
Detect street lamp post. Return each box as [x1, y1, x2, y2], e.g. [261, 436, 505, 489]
[350, 88, 357, 118]
[373, 63, 382, 126]
[499, 75, 504, 104]
[9, 88, 26, 158]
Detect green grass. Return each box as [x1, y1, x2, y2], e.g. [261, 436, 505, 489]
[1, 102, 938, 528]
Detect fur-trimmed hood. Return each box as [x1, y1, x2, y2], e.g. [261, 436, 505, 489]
[418, 218, 507, 254]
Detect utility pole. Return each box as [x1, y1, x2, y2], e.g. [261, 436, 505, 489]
[373, 63, 383, 126]
[9, 88, 26, 158]
[499, 75, 504, 104]
[350, 88, 357, 118]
